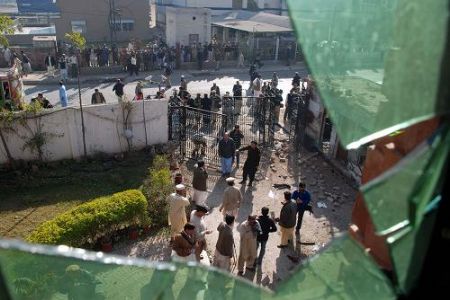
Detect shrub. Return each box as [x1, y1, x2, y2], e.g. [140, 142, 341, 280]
[142, 155, 173, 228]
[27, 190, 150, 247]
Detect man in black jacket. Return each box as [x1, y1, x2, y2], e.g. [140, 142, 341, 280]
[218, 133, 236, 177]
[254, 207, 276, 267]
[112, 79, 125, 102]
[229, 125, 244, 168]
[276, 191, 297, 248]
[238, 141, 261, 187]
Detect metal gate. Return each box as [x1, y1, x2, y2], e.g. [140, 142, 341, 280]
[231, 96, 274, 147]
[169, 95, 275, 166]
[286, 92, 309, 151]
[169, 105, 227, 166]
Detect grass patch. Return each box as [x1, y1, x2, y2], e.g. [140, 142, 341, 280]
[0, 151, 153, 239]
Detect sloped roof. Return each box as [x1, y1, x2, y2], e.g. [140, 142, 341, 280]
[0, 0, 18, 14]
[212, 10, 293, 33]
[16, 0, 59, 14]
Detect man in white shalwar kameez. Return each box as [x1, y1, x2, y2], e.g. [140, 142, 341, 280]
[167, 184, 190, 241]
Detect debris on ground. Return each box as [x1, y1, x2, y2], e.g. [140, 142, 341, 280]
[317, 201, 327, 208]
[272, 183, 291, 190]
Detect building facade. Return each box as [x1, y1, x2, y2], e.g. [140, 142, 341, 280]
[165, 7, 211, 47]
[54, 0, 154, 43]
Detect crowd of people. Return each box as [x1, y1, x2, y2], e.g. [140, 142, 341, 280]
[168, 175, 312, 275]
[165, 70, 312, 276]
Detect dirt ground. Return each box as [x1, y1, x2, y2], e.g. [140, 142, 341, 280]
[114, 130, 357, 289]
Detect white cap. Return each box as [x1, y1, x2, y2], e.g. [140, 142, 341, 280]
[175, 184, 185, 191]
[226, 177, 235, 183]
[181, 75, 185, 78]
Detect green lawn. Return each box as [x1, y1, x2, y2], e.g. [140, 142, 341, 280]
[0, 152, 153, 239]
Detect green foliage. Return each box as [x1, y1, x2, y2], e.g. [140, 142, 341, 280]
[142, 155, 173, 228]
[26, 190, 150, 247]
[0, 15, 14, 47]
[65, 32, 86, 50]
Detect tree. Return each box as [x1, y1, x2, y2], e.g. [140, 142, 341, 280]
[0, 15, 15, 47]
[65, 32, 87, 157]
[64, 32, 86, 50]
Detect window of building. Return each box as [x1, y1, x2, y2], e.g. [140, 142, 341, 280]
[121, 20, 134, 31]
[71, 20, 86, 34]
[112, 19, 135, 32]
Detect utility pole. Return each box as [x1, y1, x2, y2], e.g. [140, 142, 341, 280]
[109, 0, 117, 45]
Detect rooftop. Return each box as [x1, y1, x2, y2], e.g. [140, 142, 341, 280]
[212, 10, 293, 33]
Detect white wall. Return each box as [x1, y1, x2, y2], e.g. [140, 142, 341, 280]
[166, 7, 211, 46]
[172, 0, 232, 8]
[0, 100, 169, 164]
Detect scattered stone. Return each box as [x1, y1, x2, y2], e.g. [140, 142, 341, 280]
[333, 186, 340, 191]
[327, 196, 334, 202]
[309, 181, 317, 186]
[343, 193, 349, 198]
[282, 175, 288, 179]
[279, 157, 286, 163]
[271, 167, 278, 172]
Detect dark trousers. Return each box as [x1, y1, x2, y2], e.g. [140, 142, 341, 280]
[255, 240, 267, 265]
[296, 209, 306, 231]
[232, 151, 240, 166]
[242, 166, 256, 183]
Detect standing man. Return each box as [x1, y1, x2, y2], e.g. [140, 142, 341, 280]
[91, 89, 106, 104]
[69, 53, 78, 79]
[237, 215, 262, 275]
[3, 47, 11, 67]
[255, 207, 277, 267]
[129, 53, 138, 76]
[219, 177, 242, 218]
[210, 83, 220, 97]
[232, 81, 243, 116]
[276, 191, 297, 248]
[249, 64, 257, 85]
[59, 54, 68, 82]
[180, 75, 188, 94]
[210, 91, 221, 114]
[214, 214, 235, 271]
[190, 205, 212, 261]
[135, 81, 144, 100]
[292, 72, 301, 87]
[167, 184, 190, 242]
[291, 182, 312, 235]
[44, 53, 56, 78]
[222, 92, 234, 128]
[252, 74, 263, 97]
[238, 141, 261, 187]
[229, 125, 244, 168]
[112, 79, 125, 102]
[218, 133, 235, 177]
[20, 51, 31, 77]
[59, 80, 68, 108]
[192, 160, 208, 205]
[271, 72, 279, 88]
[202, 93, 212, 125]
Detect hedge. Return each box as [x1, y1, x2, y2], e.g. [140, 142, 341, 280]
[27, 190, 150, 247]
[142, 155, 173, 228]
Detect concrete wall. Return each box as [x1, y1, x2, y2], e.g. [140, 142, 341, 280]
[165, 7, 211, 46]
[0, 100, 168, 164]
[172, 0, 232, 8]
[55, 0, 154, 43]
